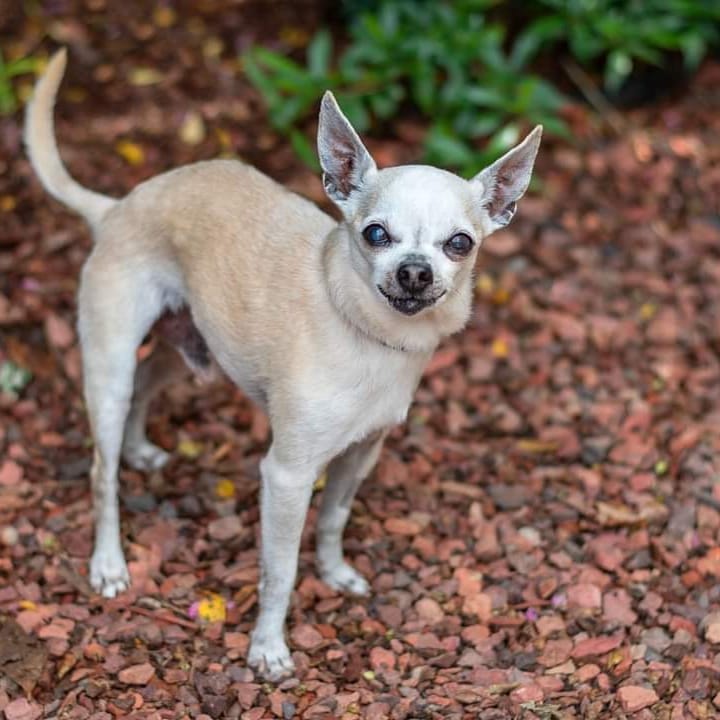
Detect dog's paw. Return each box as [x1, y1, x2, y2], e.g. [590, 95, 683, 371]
[122, 441, 170, 472]
[321, 562, 370, 596]
[247, 636, 295, 682]
[90, 546, 130, 598]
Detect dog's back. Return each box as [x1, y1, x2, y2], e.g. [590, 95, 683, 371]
[25, 48, 338, 394]
[112, 159, 334, 266]
[24, 47, 335, 288]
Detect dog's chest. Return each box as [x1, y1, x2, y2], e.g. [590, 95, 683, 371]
[299, 347, 429, 448]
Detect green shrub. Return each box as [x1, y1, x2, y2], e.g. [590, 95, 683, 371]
[244, 0, 566, 175]
[519, 0, 720, 92]
[244, 0, 719, 173]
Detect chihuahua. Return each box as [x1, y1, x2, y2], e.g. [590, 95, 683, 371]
[26, 49, 541, 680]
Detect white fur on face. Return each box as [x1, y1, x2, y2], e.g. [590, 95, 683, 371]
[317, 94, 539, 324]
[346, 165, 482, 310]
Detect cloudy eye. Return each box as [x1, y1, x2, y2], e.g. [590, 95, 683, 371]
[362, 223, 390, 247]
[444, 233, 474, 258]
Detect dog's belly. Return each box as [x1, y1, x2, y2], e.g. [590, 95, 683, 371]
[153, 307, 211, 373]
[153, 305, 269, 406]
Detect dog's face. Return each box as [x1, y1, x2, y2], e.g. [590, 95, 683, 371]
[317, 92, 541, 318]
[344, 167, 481, 316]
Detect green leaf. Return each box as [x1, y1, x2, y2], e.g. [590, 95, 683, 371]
[527, 77, 566, 112]
[531, 114, 569, 138]
[475, 25, 506, 72]
[439, 59, 472, 108]
[0, 82, 16, 114]
[604, 49, 633, 92]
[411, 67, 437, 113]
[289, 128, 320, 171]
[511, 16, 566, 69]
[271, 94, 310, 131]
[680, 34, 706, 69]
[0, 50, 38, 114]
[454, 109, 503, 137]
[483, 123, 520, 159]
[596, 14, 625, 44]
[0, 361, 32, 394]
[626, 42, 663, 67]
[369, 89, 401, 119]
[464, 86, 506, 110]
[569, 24, 604, 61]
[242, 51, 281, 108]
[252, 48, 313, 90]
[377, 1, 401, 36]
[308, 29, 332, 78]
[6, 57, 38, 77]
[334, 93, 371, 132]
[423, 124, 474, 167]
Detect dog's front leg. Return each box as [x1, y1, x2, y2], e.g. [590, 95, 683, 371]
[248, 446, 318, 680]
[316, 430, 386, 595]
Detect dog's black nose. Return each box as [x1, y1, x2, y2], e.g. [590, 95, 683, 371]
[397, 262, 433, 294]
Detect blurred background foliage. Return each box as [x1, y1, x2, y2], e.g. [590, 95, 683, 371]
[1, 0, 718, 176]
[243, 0, 720, 174]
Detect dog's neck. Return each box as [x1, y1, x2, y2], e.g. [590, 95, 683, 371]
[322, 224, 473, 355]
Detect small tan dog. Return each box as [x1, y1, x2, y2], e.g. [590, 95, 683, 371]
[26, 48, 542, 680]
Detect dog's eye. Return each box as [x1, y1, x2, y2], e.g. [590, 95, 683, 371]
[362, 224, 390, 247]
[444, 233, 474, 258]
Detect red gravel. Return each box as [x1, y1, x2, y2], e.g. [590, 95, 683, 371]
[2, 3, 720, 719]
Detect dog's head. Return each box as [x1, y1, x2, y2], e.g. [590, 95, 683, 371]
[318, 92, 541, 320]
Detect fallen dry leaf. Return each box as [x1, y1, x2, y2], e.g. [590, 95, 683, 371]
[0, 618, 48, 695]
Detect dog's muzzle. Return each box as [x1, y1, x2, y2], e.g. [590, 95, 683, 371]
[378, 285, 445, 316]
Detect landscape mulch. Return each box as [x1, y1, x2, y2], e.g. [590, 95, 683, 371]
[2, 3, 720, 719]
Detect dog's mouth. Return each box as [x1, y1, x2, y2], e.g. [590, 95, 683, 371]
[377, 286, 446, 316]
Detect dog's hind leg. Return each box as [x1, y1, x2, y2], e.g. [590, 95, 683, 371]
[79, 262, 167, 597]
[316, 430, 385, 595]
[122, 341, 187, 471]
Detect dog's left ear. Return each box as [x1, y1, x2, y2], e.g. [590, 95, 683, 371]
[472, 125, 542, 233]
[317, 91, 377, 212]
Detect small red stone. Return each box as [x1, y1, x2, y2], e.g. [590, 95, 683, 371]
[575, 664, 601, 682]
[0, 460, 22, 486]
[44, 312, 75, 349]
[224, 632, 249, 651]
[369, 646, 396, 671]
[118, 662, 155, 685]
[617, 685, 659, 713]
[3, 698, 42, 720]
[163, 668, 188, 684]
[290, 623, 323, 651]
[208, 515, 242, 541]
[460, 624, 490, 646]
[462, 592, 492, 621]
[384, 518, 422, 536]
[454, 568, 483, 597]
[567, 583, 602, 610]
[414, 597, 444, 625]
[510, 684, 544, 705]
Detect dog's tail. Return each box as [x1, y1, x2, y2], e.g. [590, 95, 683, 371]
[25, 48, 116, 226]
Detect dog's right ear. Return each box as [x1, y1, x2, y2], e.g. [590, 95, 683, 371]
[317, 91, 377, 212]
